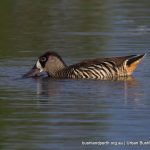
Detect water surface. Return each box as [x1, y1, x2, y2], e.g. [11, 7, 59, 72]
[0, 0, 150, 150]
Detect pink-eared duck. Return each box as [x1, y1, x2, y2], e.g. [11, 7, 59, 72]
[23, 52, 146, 80]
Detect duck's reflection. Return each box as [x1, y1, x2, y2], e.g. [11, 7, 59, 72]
[35, 76, 140, 102]
[116, 76, 139, 87]
[36, 77, 60, 97]
[122, 76, 139, 103]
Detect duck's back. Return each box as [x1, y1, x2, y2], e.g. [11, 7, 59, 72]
[56, 54, 144, 79]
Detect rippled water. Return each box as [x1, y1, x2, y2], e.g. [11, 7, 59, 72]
[0, 0, 150, 150]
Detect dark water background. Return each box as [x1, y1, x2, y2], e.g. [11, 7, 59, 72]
[0, 0, 150, 150]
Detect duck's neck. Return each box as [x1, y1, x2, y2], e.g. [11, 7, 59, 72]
[46, 59, 67, 77]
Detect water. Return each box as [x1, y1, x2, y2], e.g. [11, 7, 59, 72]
[0, 0, 150, 150]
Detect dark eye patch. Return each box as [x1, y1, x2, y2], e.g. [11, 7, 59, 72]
[40, 57, 47, 62]
[39, 56, 48, 67]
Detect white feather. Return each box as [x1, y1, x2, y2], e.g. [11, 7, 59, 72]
[36, 60, 43, 72]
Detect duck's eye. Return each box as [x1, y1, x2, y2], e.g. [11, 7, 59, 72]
[40, 57, 47, 62]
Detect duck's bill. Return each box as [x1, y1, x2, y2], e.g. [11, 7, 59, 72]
[23, 65, 41, 78]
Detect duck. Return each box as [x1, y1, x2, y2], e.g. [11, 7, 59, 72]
[23, 51, 146, 80]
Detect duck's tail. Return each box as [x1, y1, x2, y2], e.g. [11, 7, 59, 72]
[125, 54, 146, 75]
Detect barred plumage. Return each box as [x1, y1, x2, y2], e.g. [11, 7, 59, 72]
[56, 61, 122, 79]
[23, 51, 146, 80]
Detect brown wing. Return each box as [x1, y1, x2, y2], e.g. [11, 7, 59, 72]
[68, 55, 137, 69]
[62, 54, 145, 78]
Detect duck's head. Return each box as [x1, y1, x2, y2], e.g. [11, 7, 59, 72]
[23, 51, 67, 78]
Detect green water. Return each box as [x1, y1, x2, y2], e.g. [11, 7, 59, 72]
[0, 0, 150, 150]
